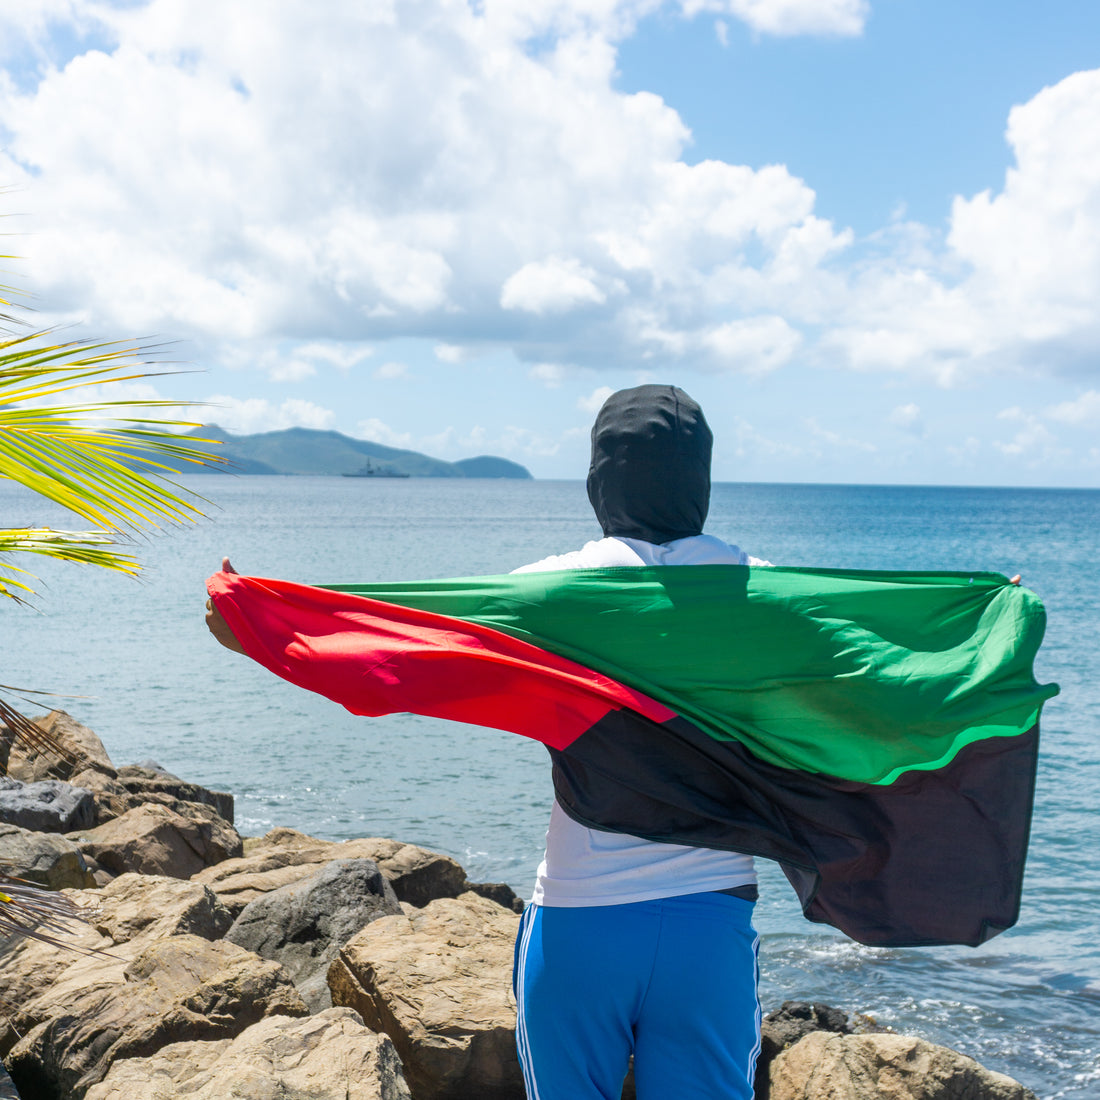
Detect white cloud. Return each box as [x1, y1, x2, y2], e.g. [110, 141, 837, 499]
[804, 417, 877, 452]
[269, 359, 316, 383]
[888, 402, 923, 433]
[578, 386, 615, 413]
[2, 3, 1097, 400]
[434, 344, 466, 364]
[355, 418, 413, 448]
[373, 361, 408, 380]
[530, 363, 566, 387]
[207, 396, 335, 435]
[501, 257, 608, 314]
[714, 19, 729, 46]
[681, 0, 868, 38]
[1046, 390, 1100, 424]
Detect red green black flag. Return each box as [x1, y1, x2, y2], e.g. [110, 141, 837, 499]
[207, 565, 1058, 949]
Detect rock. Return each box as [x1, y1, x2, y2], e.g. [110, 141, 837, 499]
[70, 800, 243, 878]
[329, 891, 522, 1100]
[0, 775, 96, 832]
[0, 822, 94, 889]
[769, 1031, 1038, 1100]
[0, 873, 234, 1057]
[84, 1007, 412, 1100]
[0, 1064, 17, 1100]
[115, 762, 235, 823]
[225, 858, 404, 1011]
[6, 933, 309, 1100]
[756, 1001, 854, 1099]
[4, 709, 116, 782]
[194, 827, 467, 916]
[465, 880, 525, 914]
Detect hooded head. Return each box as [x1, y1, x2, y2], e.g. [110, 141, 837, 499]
[586, 384, 712, 545]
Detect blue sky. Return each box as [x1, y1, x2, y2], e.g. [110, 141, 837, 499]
[2, 0, 1099, 485]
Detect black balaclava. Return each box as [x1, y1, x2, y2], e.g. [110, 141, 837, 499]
[586, 384, 712, 545]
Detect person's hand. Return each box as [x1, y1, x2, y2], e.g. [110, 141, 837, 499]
[206, 556, 246, 654]
[1009, 574, 1022, 586]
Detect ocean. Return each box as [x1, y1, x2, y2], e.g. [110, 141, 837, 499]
[3, 475, 1097, 1098]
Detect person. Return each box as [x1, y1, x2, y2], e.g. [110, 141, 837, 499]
[204, 386, 1027, 1100]
[509, 384, 766, 1100]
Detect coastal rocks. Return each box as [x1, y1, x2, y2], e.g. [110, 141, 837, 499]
[0, 821, 94, 889]
[70, 800, 243, 879]
[329, 891, 522, 1100]
[84, 1007, 412, 1100]
[193, 827, 467, 916]
[755, 1001, 861, 1099]
[0, 775, 95, 832]
[114, 762, 235, 823]
[0, 874, 234, 1057]
[225, 858, 404, 1011]
[6, 934, 309, 1100]
[4, 709, 116, 782]
[769, 1031, 1038, 1100]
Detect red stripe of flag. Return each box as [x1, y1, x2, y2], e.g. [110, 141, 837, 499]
[207, 572, 676, 751]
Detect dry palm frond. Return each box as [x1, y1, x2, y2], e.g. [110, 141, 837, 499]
[0, 695, 87, 777]
[0, 870, 101, 954]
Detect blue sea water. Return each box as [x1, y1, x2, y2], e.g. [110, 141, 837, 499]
[3, 476, 1098, 1099]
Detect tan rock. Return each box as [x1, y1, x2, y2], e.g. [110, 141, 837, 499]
[769, 1031, 1038, 1100]
[84, 1007, 412, 1100]
[5, 710, 115, 782]
[0, 822, 94, 889]
[193, 827, 466, 916]
[6, 934, 308, 1099]
[329, 891, 522, 1100]
[70, 800, 242, 878]
[0, 873, 233, 1058]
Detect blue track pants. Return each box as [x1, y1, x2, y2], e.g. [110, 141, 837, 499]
[513, 893, 761, 1100]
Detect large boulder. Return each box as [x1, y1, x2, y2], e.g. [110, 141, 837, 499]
[70, 800, 243, 878]
[329, 891, 522, 1100]
[6, 934, 309, 1100]
[0, 873, 234, 1057]
[194, 827, 467, 916]
[769, 1031, 1038, 1100]
[4, 709, 116, 782]
[756, 1001, 859, 1100]
[0, 775, 95, 832]
[225, 858, 404, 1011]
[114, 762, 235, 823]
[0, 822, 94, 889]
[84, 1007, 412, 1100]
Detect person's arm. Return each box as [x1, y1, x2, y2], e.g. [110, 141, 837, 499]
[205, 557, 247, 655]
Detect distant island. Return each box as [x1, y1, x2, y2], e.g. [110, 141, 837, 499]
[173, 425, 533, 479]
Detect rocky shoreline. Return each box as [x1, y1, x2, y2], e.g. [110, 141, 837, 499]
[1, 711, 1038, 1100]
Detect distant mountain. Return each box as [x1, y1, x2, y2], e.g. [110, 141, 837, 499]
[454, 455, 533, 479]
[176, 425, 532, 479]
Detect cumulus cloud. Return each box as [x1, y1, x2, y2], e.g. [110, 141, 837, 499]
[500, 257, 609, 314]
[578, 386, 615, 413]
[355, 417, 414, 447]
[207, 396, 335, 435]
[888, 402, 924, 434]
[1046, 389, 1100, 424]
[372, 361, 408, 380]
[0, 0, 853, 380]
[529, 363, 567, 387]
[681, 0, 869, 38]
[1, 2, 1097, 397]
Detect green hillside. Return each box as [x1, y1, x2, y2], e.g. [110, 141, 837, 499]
[176, 426, 532, 478]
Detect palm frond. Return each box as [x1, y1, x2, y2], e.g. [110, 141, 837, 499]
[0, 870, 104, 955]
[0, 696, 89, 776]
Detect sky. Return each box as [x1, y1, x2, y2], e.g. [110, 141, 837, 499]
[1, 0, 1099, 485]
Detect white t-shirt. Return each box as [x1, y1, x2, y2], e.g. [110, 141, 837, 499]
[514, 534, 770, 908]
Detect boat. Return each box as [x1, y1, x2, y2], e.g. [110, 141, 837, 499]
[341, 458, 410, 478]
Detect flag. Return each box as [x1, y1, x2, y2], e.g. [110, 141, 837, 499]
[207, 565, 1058, 947]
